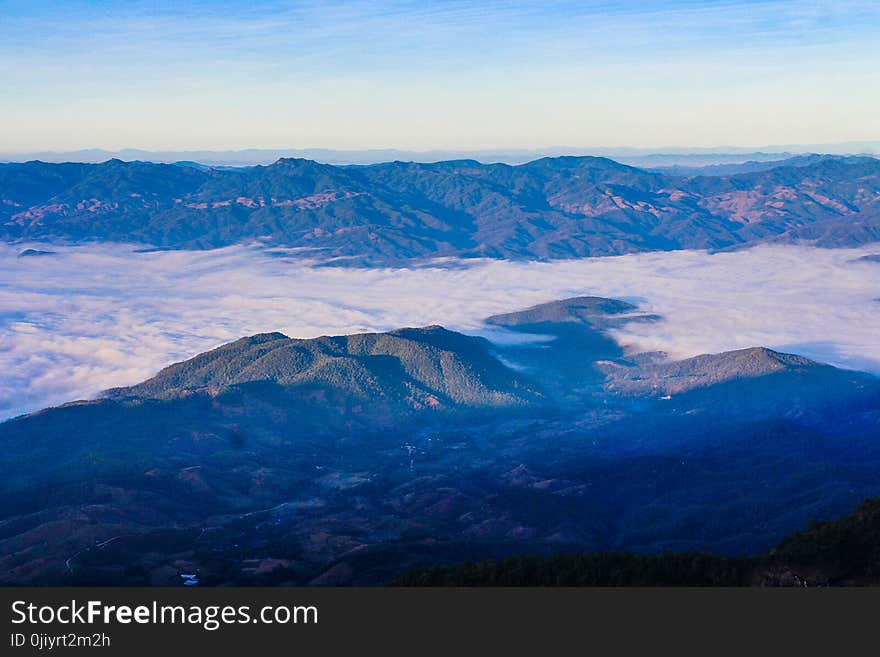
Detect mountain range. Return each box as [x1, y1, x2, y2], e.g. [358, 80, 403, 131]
[2, 296, 879, 585]
[3, 143, 879, 167]
[3, 155, 880, 263]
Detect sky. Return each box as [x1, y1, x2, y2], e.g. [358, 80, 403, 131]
[2, 242, 879, 420]
[1, 0, 878, 151]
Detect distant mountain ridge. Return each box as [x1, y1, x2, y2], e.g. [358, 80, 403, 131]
[649, 153, 829, 177]
[107, 326, 541, 411]
[3, 155, 880, 263]
[3, 143, 879, 166]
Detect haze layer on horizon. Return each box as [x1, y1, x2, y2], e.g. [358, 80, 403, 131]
[2, 1, 878, 152]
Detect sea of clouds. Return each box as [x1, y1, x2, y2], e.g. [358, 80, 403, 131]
[2, 242, 879, 420]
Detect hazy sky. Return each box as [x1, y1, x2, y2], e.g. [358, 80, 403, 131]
[1, 0, 878, 151]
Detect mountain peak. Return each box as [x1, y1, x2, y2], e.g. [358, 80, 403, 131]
[524, 155, 626, 168]
[699, 346, 819, 373]
[238, 331, 290, 343]
[3, 155, 880, 257]
[603, 346, 825, 397]
[271, 157, 326, 168]
[106, 326, 540, 410]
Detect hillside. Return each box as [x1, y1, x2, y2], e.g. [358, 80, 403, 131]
[395, 495, 880, 586]
[1, 297, 879, 585]
[3, 155, 879, 262]
[108, 326, 540, 410]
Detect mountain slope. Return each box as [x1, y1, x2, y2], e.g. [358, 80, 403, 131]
[395, 494, 880, 586]
[485, 296, 643, 328]
[1, 298, 879, 585]
[3, 155, 879, 261]
[602, 347, 823, 396]
[108, 326, 540, 409]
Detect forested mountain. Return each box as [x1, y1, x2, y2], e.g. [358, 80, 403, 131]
[3, 155, 879, 262]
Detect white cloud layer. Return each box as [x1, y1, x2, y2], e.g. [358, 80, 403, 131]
[2, 242, 879, 420]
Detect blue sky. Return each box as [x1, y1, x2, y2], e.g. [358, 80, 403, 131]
[1, 0, 878, 150]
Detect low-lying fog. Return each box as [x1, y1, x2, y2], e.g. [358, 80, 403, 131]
[2, 243, 879, 420]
